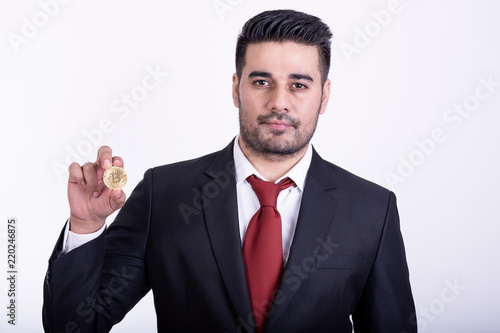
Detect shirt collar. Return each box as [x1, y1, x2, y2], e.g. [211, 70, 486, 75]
[233, 135, 312, 191]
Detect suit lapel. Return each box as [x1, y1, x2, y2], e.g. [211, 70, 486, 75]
[202, 140, 254, 326]
[265, 149, 338, 327]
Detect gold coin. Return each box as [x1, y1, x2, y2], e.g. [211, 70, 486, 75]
[103, 166, 127, 190]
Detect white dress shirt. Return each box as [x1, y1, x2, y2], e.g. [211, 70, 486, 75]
[233, 136, 312, 264]
[62, 218, 105, 254]
[63, 137, 313, 261]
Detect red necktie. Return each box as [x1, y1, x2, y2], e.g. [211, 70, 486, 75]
[242, 174, 295, 332]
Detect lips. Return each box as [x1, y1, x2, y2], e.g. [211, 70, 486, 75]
[257, 112, 299, 130]
[265, 121, 292, 130]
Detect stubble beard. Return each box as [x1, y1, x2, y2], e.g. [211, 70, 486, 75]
[238, 98, 322, 162]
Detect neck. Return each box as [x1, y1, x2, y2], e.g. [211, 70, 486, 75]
[238, 136, 308, 183]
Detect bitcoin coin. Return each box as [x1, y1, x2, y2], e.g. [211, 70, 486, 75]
[103, 166, 127, 190]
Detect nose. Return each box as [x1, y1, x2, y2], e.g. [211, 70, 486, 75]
[268, 85, 289, 112]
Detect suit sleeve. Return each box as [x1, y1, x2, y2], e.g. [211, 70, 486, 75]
[43, 169, 154, 333]
[352, 192, 417, 333]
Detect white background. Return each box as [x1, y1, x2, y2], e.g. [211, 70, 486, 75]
[1, 0, 499, 332]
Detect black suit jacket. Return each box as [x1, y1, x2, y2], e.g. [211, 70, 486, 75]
[43, 140, 417, 332]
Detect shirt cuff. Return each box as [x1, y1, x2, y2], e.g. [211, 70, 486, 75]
[61, 219, 106, 254]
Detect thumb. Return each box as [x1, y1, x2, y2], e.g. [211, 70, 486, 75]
[109, 189, 126, 211]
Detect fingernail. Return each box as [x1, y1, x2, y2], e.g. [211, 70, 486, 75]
[81, 181, 86, 186]
[103, 160, 111, 167]
[93, 192, 99, 198]
[113, 190, 122, 199]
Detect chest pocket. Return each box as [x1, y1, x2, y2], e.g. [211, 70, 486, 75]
[315, 254, 365, 269]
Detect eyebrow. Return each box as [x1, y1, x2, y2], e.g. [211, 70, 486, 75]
[248, 71, 272, 78]
[289, 73, 313, 82]
[248, 71, 314, 82]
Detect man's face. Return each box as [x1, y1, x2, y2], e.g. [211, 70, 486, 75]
[233, 41, 330, 159]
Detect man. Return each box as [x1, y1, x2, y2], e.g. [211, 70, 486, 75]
[43, 9, 417, 333]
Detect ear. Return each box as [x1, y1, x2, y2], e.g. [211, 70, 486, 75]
[319, 79, 331, 115]
[232, 73, 239, 108]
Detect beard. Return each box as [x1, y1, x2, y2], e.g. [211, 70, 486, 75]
[238, 99, 322, 159]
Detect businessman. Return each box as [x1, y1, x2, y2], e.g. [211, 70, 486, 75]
[43, 9, 417, 333]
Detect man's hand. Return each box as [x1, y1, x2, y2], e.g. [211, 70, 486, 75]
[68, 146, 127, 234]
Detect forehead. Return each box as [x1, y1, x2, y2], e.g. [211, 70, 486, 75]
[243, 42, 321, 78]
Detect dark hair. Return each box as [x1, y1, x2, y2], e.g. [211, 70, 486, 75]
[236, 9, 333, 85]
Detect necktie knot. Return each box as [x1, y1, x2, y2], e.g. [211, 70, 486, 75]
[246, 174, 295, 208]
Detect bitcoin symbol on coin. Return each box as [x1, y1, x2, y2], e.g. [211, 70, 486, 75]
[103, 166, 127, 190]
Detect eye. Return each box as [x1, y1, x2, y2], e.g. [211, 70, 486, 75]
[253, 79, 269, 86]
[292, 82, 307, 89]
